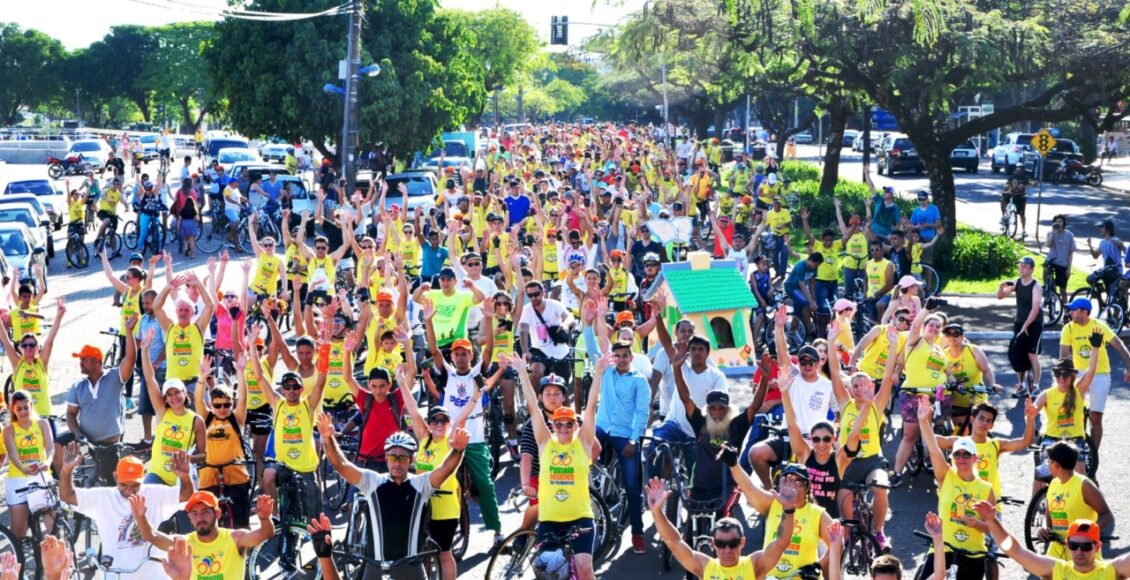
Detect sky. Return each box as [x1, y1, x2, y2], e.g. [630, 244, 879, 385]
[8, 0, 646, 51]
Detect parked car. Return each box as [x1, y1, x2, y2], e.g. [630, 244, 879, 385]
[950, 140, 980, 173]
[67, 139, 114, 173]
[0, 223, 48, 280]
[261, 142, 294, 164]
[204, 137, 251, 165]
[842, 130, 860, 149]
[990, 132, 1035, 174]
[2, 180, 64, 229]
[793, 131, 813, 144]
[877, 134, 924, 176]
[0, 208, 52, 261]
[380, 171, 437, 214]
[215, 147, 261, 173]
[1022, 139, 1082, 178]
[136, 134, 159, 161]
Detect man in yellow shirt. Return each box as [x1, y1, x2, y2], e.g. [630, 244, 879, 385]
[94, 177, 129, 247]
[1058, 297, 1130, 451]
[765, 196, 792, 281]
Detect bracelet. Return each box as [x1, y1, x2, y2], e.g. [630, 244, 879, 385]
[783, 508, 796, 515]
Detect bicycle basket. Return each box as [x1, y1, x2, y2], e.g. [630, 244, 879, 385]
[533, 548, 570, 580]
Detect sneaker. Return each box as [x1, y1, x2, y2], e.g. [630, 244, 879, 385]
[889, 473, 904, 488]
[507, 440, 520, 460]
[875, 532, 891, 552]
[632, 534, 647, 554]
[124, 398, 136, 413]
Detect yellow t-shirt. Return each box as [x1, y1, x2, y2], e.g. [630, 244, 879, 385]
[98, 188, 121, 214]
[839, 400, 882, 458]
[948, 345, 986, 409]
[607, 267, 629, 298]
[305, 256, 336, 292]
[187, 527, 245, 580]
[903, 339, 948, 392]
[538, 437, 593, 522]
[764, 501, 824, 579]
[757, 183, 780, 206]
[284, 243, 307, 279]
[938, 469, 993, 554]
[165, 323, 204, 381]
[703, 555, 756, 580]
[858, 326, 907, 380]
[1060, 319, 1116, 374]
[120, 288, 142, 333]
[274, 400, 318, 473]
[765, 209, 792, 236]
[483, 232, 510, 269]
[1046, 475, 1099, 561]
[246, 357, 273, 410]
[424, 290, 474, 347]
[13, 359, 50, 417]
[321, 340, 350, 406]
[974, 438, 1002, 505]
[843, 232, 869, 270]
[865, 259, 892, 298]
[68, 199, 85, 223]
[417, 435, 460, 520]
[492, 319, 515, 363]
[251, 254, 283, 296]
[8, 420, 47, 479]
[148, 409, 198, 485]
[1043, 385, 1086, 439]
[9, 301, 40, 338]
[813, 240, 843, 281]
[1052, 559, 1115, 580]
[198, 414, 250, 489]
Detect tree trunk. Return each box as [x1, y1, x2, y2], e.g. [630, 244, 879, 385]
[314, 141, 338, 169]
[193, 109, 207, 131]
[179, 99, 194, 132]
[918, 145, 958, 235]
[820, 103, 849, 195]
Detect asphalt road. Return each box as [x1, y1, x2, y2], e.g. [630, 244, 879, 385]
[2, 159, 1130, 579]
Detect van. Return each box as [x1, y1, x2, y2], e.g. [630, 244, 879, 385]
[205, 137, 250, 164]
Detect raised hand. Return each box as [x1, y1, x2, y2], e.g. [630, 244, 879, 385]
[924, 511, 943, 539]
[776, 479, 799, 509]
[916, 395, 932, 422]
[420, 296, 436, 320]
[39, 535, 71, 579]
[645, 477, 671, 511]
[827, 520, 845, 545]
[315, 412, 335, 440]
[0, 551, 18, 580]
[671, 344, 689, 369]
[774, 303, 788, 328]
[62, 442, 83, 470]
[172, 451, 191, 480]
[140, 327, 156, 350]
[160, 536, 193, 580]
[124, 314, 139, 332]
[253, 494, 275, 521]
[1024, 395, 1039, 419]
[55, 297, 66, 318]
[449, 427, 470, 451]
[128, 493, 147, 519]
[595, 351, 617, 374]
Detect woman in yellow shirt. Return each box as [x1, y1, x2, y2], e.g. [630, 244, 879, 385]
[514, 350, 607, 580]
[0, 297, 64, 417]
[4, 390, 54, 542]
[1035, 346, 1102, 478]
[140, 328, 207, 485]
[892, 307, 952, 486]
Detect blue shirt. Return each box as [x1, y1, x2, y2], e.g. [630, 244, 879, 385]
[910, 204, 941, 241]
[261, 179, 283, 211]
[784, 259, 816, 292]
[594, 363, 650, 441]
[136, 314, 166, 369]
[420, 242, 449, 279]
[503, 194, 531, 228]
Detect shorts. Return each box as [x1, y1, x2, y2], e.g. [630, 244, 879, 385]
[842, 455, 887, 485]
[159, 149, 171, 160]
[178, 219, 198, 238]
[1049, 263, 1069, 289]
[485, 362, 518, 381]
[528, 475, 540, 507]
[789, 288, 811, 310]
[427, 518, 458, 551]
[536, 517, 596, 556]
[1088, 373, 1112, 413]
[1001, 195, 1027, 217]
[529, 349, 572, 383]
[755, 199, 771, 211]
[97, 210, 114, 222]
[759, 434, 792, 464]
[247, 405, 273, 436]
[915, 551, 988, 580]
[6, 475, 35, 505]
[224, 208, 240, 224]
[270, 464, 323, 524]
[898, 389, 951, 424]
[1012, 321, 1042, 355]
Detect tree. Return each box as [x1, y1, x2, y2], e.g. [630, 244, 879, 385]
[207, 0, 486, 162]
[0, 23, 66, 125]
[138, 22, 219, 131]
[98, 26, 160, 122]
[732, 0, 1130, 233]
[446, 7, 539, 119]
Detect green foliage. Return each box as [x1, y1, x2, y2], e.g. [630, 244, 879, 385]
[137, 22, 218, 131]
[778, 160, 819, 183]
[0, 23, 66, 125]
[207, 0, 486, 160]
[934, 230, 1023, 281]
[445, 7, 539, 96]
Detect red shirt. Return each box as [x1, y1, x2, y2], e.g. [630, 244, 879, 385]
[357, 390, 404, 462]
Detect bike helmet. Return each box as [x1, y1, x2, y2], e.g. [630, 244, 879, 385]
[128, 253, 144, 262]
[539, 374, 571, 397]
[383, 431, 418, 455]
[533, 549, 570, 580]
[642, 252, 661, 265]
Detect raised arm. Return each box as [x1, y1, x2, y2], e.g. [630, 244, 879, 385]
[396, 366, 429, 441]
[426, 428, 468, 489]
[917, 395, 949, 483]
[971, 501, 1056, 578]
[314, 412, 363, 485]
[511, 355, 549, 447]
[646, 478, 708, 578]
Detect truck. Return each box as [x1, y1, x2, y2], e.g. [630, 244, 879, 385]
[413, 131, 478, 180]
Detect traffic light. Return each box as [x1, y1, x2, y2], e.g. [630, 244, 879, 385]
[551, 16, 568, 45]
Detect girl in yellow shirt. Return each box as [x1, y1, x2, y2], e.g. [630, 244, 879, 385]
[4, 390, 53, 541]
[141, 329, 206, 485]
[1035, 344, 1102, 476]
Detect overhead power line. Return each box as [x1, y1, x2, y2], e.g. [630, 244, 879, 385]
[124, 0, 349, 21]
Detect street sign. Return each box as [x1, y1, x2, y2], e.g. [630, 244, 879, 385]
[1033, 129, 1056, 155]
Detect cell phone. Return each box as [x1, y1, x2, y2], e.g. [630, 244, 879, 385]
[1003, 281, 1015, 287]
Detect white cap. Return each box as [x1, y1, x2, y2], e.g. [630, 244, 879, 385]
[162, 379, 187, 396]
[952, 437, 977, 456]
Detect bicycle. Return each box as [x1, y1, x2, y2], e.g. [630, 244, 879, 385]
[838, 481, 888, 577]
[848, 278, 878, 344]
[4, 478, 84, 579]
[318, 429, 358, 515]
[640, 436, 696, 572]
[200, 459, 257, 529]
[245, 465, 323, 579]
[1069, 266, 1126, 334]
[100, 328, 124, 369]
[902, 386, 954, 479]
[680, 489, 744, 580]
[93, 215, 123, 260]
[196, 202, 237, 255]
[122, 213, 168, 256]
[1042, 262, 1065, 325]
[97, 553, 162, 579]
[485, 524, 593, 579]
[65, 222, 89, 268]
[1000, 195, 1020, 239]
[915, 264, 942, 301]
[587, 459, 625, 562]
[754, 288, 807, 355]
[484, 384, 508, 478]
[335, 540, 441, 580]
[912, 530, 1009, 579]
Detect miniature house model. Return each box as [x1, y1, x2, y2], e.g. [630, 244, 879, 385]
[648, 251, 758, 375]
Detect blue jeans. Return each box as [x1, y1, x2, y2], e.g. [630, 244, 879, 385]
[596, 427, 644, 536]
[773, 239, 790, 279]
[789, 287, 811, 310]
[843, 267, 865, 299]
[138, 212, 162, 254]
[814, 280, 838, 316]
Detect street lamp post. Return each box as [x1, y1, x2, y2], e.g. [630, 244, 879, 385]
[340, 0, 364, 199]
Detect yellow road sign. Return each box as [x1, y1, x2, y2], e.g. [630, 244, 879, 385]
[1033, 129, 1057, 155]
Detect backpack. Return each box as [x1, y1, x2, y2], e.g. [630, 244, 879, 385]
[205, 411, 251, 458]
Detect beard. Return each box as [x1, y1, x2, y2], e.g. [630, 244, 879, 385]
[705, 407, 735, 440]
[195, 521, 216, 536]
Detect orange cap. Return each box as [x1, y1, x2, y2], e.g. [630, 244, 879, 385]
[72, 345, 104, 361]
[451, 338, 473, 352]
[742, 196, 753, 204]
[609, 249, 625, 259]
[1067, 520, 1102, 543]
[550, 406, 577, 423]
[376, 290, 394, 303]
[185, 491, 219, 512]
[616, 311, 635, 326]
[254, 337, 266, 347]
[116, 456, 145, 483]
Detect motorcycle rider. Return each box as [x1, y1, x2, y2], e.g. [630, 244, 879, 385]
[1002, 166, 1031, 238]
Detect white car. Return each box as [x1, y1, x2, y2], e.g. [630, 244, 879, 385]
[990, 132, 1035, 174]
[0, 223, 48, 280]
[215, 147, 261, 173]
[2, 181, 65, 230]
[67, 139, 114, 173]
[0, 207, 52, 262]
[261, 142, 294, 163]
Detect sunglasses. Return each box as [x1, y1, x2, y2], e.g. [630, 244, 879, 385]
[213, 402, 232, 409]
[386, 454, 413, 464]
[811, 436, 833, 444]
[465, 262, 482, 267]
[428, 417, 450, 425]
[553, 421, 576, 430]
[1067, 541, 1095, 552]
[315, 246, 328, 251]
[19, 343, 37, 349]
[798, 358, 818, 367]
[944, 331, 962, 337]
[713, 538, 741, 549]
[896, 317, 910, 324]
[528, 292, 542, 298]
[281, 383, 302, 391]
[224, 295, 238, 300]
[1054, 370, 1075, 378]
[952, 451, 974, 459]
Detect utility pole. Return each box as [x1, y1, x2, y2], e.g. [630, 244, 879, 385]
[862, 104, 872, 178]
[661, 52, 669, 146]
[74, 89, 81, 121]
[517, 85, 525, 124]
[493, 88, 501, 128]
[341, 0, 364, 198]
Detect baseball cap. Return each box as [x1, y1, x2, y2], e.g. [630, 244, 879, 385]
[445, 179, 456, 189]
[437, 267, 457, 279]
[129, 253, 144, 262]
[706, 390, 730, 408]
[943, 323, 965, 336]
[375, 290, 394, 303]
[1067, 520, 1102, 543]
[116, 456, 146, 483]
[451, 338, 473, 352]
[1067, 297, 1092, 313]
[72, 345, 104, 361]
[917, 189, 930, 199]
[898, 275, 918, 289]
[833, 298, 856, 313]
[952, 437, 978, 456]
[610, 249, 625, 259]
[550, 407, 577, 423]
[767, 173, 778, 185]
[615, 311, 635, 326]
[161, 379, 186, 396]
[797, 344, 820, 362]
[185, 491, 219, 512]
[1019, 256, 1036, 267]
[460, 252, 481, 263]
[427, 406, 451, 422]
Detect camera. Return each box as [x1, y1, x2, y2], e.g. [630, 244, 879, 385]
[493, 237, 501, 248]
[357, 287, 371, 302]
[925, 296, 948, 310]
[613, 197, 623, 205]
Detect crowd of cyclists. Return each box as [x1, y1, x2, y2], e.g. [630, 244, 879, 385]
[1, 120, 1128, 579]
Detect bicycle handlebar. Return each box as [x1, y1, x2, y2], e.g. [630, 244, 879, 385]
[333, 548, 441, 571]
[913, 530, 1004, 560]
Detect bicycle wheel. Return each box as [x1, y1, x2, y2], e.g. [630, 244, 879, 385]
[1043, 291, 1064, 326]
[66, 237, 89, 269]
[122, 220, 139, 250]
[1004, 210, 1019, 238]
[104, 233, 123, 260]
[237, 226, 253, 254]
[450, 496, 471, 561]
[919, 265, 941, 299]
[841, 530, 881, 578]
[485, 529, 537, 579]
[1024, 486, 1051, 553]
[1083, 434, 1100, 480]
[591, 492, 614, 562]
[320, 458, 348, 514]
[783, 315, 807, 354]
[1102, 303, 1125, 335]
[906, 441, 925, 476]
[196, 219, 226, 255]
[487, 398, 506, 478]
[339, 499, 371, 579]
[146, 222, 166, 256]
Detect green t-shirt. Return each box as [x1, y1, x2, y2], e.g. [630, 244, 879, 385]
[425, 289, 474, 346]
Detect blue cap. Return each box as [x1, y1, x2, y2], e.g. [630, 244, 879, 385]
[129, 253, 144, 262]
[1067, 298, 1092, 313]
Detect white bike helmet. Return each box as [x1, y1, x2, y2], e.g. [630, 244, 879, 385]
[383, 431, 418, 455]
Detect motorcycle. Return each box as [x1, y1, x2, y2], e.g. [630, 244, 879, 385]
[46, 153, 94, 179]
[1051, 157, 1103, 187]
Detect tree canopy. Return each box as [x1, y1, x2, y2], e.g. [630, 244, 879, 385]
[0, 23, 66, 125]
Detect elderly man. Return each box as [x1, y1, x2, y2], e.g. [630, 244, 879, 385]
[153, 272, 216, 399]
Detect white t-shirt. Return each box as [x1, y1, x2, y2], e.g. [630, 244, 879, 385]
[463, 275, 500, 336]
[439, 362, 485, 443]
[675, 141, 693, 160]
[560, 277, 586, 313]
[519, 299, 572, 359]
[786, 372, 834, 436]
[727, 247, 750, 280]
[651, 349, 719, 417]
[73, 484, 182, 578]
[223, 184, 242, 212]
[662, 362, 726, 437]
[158, 134, 173, 150]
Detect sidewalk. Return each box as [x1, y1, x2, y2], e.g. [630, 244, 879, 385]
[1099, 155, 1130, 193]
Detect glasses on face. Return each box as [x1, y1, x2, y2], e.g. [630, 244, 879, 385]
[553, 421, 576, 430]
[428, 417, 450, 426]
[224, 295, 237, 300]
[281, 382, 302, 391]
[361, 244, 375, 250]
[952, 451, 974, 459]
[20, 343, 37, 349]
[262, 243, 275, 248]
[466, 262, 482, 268]
[213, 402, 233, 409]
[1067, 541, 1095, 552]
[386, 454, 413, 464]
[315, 246, 328, 252]
[811, 435, 834, 444]
[1054, 370, 1075, 379]
[798, 358, 818, 367]
[896, 317, 910, 325]
[528, 292, 542, 298]
[713, 538, 741, 550]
